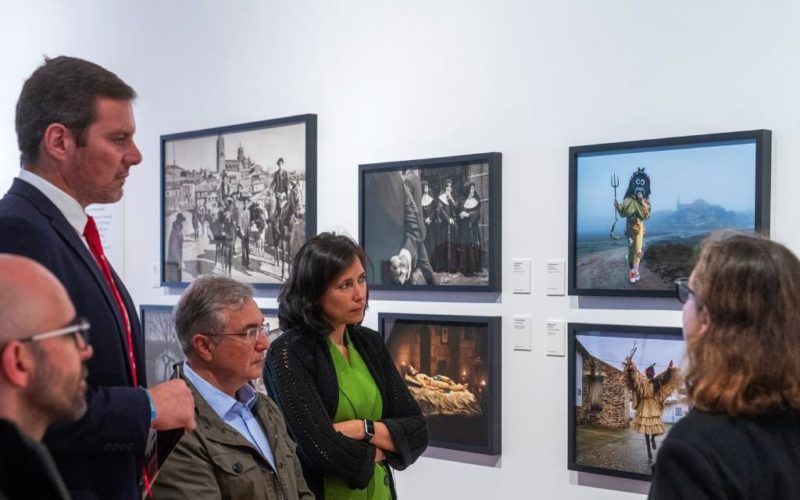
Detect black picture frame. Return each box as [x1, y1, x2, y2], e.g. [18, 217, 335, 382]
[379, 313, 501, 455]
[567, 323, 687, 481]
[160, 114, 317, 289]
[568, 129, 771, 297]
[141, 305, 280, 389]
[359, 153, 502, 292]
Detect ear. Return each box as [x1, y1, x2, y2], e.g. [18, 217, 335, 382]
[41, 123, 76, 162]
[697, 306, 711, 335]
[190, 334, 215, 363]
[0, 342, 34, 388]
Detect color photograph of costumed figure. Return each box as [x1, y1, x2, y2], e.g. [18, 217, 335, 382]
[571, 329, 687, 478]
[361, 158, 496, 289]
[623, 353, 680, 462]
[571, 132, 768, 294]
[614, 168, 651, 284]
[382, 316, 501, 453]
[161, 117, 313, 287]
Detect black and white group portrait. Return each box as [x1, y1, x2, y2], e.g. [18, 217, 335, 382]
[161, 115, 316, 287]
[360, 153, 501, 291]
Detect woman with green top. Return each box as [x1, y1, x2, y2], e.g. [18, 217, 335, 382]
[265, 233, 429, 499]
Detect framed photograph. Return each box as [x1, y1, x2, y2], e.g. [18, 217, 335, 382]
[160, 114, 317, 288]
[569, 130, 771, 297]
[568, 323, 688, 481]
[379, 313, 501, 455]
[360, 153, 502, 292]
[141, 305, 280, 390]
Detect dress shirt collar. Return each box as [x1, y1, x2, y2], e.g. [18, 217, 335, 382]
[183, 362, 257, 420]
[18, 170, 87, 236]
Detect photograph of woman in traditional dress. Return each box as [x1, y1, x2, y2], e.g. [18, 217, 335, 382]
[458, 182, 483, 276]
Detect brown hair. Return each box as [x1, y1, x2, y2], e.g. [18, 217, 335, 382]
[15, 55, 136, 166]
[684, 231, 800, 416]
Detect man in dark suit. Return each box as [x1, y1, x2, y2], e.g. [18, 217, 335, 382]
[401, 169, 435, 284]
[363, 169, 434, 285]
[0, 56, 195, 499]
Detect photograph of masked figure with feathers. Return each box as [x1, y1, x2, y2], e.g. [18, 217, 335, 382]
[571, 327, 686, 479]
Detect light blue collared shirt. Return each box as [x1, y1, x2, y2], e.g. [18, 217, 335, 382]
[183, 363, 276, 470]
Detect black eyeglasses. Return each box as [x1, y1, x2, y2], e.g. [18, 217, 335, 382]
[204, 323, 267, 344]
[19, 316, 91, 351]
[674, 278, 695, 304]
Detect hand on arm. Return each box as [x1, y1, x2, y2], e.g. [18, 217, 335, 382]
[148, 379, 196, 431]
[332, 419, 395, 461]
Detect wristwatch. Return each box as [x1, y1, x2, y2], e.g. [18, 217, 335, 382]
[362, 419, 375, 442]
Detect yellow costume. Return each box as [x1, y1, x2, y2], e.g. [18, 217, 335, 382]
[624, 360, 680, 459]
[616, 196, 650, 271]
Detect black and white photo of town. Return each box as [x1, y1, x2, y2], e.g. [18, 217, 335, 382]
[162, 122, 308, 285]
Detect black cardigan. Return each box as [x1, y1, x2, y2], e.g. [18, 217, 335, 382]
[265, 325, 429, 499]
[649, 409, 800, 499]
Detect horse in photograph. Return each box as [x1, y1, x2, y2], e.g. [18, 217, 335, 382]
[273, 184, 305, 280]
[287, 186, 306, 261]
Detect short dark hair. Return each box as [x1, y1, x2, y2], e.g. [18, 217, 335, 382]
[685, 231, 800, 416]
[15, 55, 136, 166]
[278, 232, 368, 337]
[175, 276, 254, 355]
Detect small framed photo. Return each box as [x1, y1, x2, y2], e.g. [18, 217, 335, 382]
[568, 323, 688, 481]
[569, 129, 771, 297]
[141, 305, 279, 391]
[379, 313, 501, 455]
[160, 114, 317, 288]
[360, 153, 502, 292]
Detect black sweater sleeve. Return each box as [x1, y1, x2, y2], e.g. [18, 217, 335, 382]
[265, 334, 376, 490]
[367, 330, 429, 470]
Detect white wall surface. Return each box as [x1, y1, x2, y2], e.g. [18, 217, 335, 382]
[3, 1, 800, 498]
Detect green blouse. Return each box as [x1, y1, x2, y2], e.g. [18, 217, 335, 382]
[325, 333, 391, 500]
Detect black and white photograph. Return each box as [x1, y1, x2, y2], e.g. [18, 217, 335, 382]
[380, 313, 502, 455]
[161, 115, 317, 288]
[141, 305, 280, 390]
[568, 323, 687, 481]
[359, 153, 501, 292]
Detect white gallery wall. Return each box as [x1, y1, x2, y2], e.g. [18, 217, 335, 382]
[3, 1, 800, 498]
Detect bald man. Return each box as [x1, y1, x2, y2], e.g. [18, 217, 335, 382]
[0, 254, 93, 499]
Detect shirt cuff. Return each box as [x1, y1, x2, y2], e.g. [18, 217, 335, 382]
[142, 388, 157, 425]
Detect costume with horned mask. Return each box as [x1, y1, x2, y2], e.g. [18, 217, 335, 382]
[615, 167, 651, 283]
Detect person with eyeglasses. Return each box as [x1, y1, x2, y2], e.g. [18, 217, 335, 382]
[0, 255, 93, 499]
[649, 231, 800, 499]
[151, 276, 313, 500]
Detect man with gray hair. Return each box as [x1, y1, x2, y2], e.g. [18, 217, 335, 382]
[152, 276, 313, 499]
[0, 254, 93, 499]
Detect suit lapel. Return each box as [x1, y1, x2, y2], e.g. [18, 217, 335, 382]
[9, 179, 133, 381]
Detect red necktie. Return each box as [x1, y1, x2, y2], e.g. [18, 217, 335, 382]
[83, 215, 139, 387]
[84, 216, 155, 496]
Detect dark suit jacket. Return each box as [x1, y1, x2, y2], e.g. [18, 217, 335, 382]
[403, 170, 426, 240]
[363, 172, 423, 284]
[0, 178, 150, 500]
